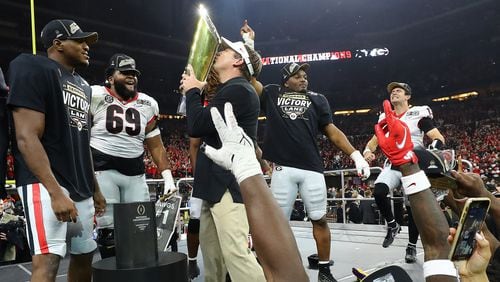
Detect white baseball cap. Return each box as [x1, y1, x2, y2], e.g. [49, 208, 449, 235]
[220, 37, 255, 76]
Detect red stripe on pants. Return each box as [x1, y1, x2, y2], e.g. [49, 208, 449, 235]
[33, 183, 49, 254]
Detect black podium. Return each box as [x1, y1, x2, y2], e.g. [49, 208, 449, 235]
[92, 201, 188, 282]
[93, 251, 187, 282]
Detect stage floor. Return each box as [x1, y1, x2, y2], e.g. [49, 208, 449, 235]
[0, 222, 425, 282]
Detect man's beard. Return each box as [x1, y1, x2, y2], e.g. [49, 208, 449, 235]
[114, 81, 137, 100]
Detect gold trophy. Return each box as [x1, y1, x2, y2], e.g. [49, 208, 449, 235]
[178, 4, 220, 115]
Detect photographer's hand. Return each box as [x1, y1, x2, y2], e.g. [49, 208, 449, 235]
[448, 229, 490, 280]
[451, 171, 489, 198]
[451, 170, 500, 239]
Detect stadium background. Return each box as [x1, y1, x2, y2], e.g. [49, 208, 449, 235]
[0, 0, 498, 195]
[0, 1, 498, 279]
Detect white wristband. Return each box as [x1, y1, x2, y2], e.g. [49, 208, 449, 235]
[423, 260, 457, 278]
[362, 148, 372, 155]
[401, 170, 431, 195]
[242, 33, 255, 49]
[161, 169, 175, 187]
[145, 127, 161, 139]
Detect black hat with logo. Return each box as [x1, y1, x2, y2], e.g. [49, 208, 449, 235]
[281, 62, 310, 84]
[106, 53, 141, 77]
[41, 19, 98, 48]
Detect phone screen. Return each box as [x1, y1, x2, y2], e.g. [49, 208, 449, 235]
[450, 200, 490, 260]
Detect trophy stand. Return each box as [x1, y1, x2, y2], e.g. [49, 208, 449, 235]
[92, 202, 187, 282]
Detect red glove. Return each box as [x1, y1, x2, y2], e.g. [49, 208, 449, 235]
[374, 100, 418, 166]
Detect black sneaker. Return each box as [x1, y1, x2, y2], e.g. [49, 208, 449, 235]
[352, 267, 368, 281]
[405, 245, 417, 263]
[382, 223, 401, 248]
[188, 260, 200, 279]
[96, 229, 116, 259]
[318, 270, 338, 282]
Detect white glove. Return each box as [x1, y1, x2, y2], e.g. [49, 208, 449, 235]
[242, 32, 255, 49]
[350, 150, 371, 180]
[201, 103, 262, 184]
[161, 169, 177, 197]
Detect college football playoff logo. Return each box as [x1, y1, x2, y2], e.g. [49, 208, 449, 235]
[137, 204, 146, 216]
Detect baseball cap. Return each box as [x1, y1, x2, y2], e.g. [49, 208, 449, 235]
[281, 62, 310, 84]
[387, 82, 412, 95]
[220, 37, 259, 76]
[106, 54, 141, 76]
[41, 19, 98, 48]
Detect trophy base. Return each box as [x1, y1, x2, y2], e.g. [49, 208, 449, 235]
[92, 251, 187, 282]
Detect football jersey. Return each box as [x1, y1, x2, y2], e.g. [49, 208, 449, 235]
[378, 105, 433, 149]
[90, 86, 159, 158]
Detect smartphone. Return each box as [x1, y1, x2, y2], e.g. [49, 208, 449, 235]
[449, 197, 491, 261]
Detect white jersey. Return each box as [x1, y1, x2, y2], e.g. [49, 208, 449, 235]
[90, 86, 159, 158]
[378, 105, 433, 149]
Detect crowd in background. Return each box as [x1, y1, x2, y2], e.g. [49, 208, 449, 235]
[138, 91, 499, 228]
[6, 94, 497, 188]
[139, 94, 499, 189]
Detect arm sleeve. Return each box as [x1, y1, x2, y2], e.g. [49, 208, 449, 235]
[316, 94, 333, 127]
[89, 85, 102, 115]
[421, 105, 434, 119]
[148, 96, 160, 125]
[418, 117, 436, 133]
[7, 56, 51, 113]
[260, 84, 281, 114]
[260, 84, 279, 114]
[260, 86, 268, 113]
[185, 88, 205, 137]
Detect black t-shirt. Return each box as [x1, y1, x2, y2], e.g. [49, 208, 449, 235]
[261, 84, 333, 173]
[0, 91, 7, 121]
[7, 54, 94, 201]
[0, 67, 8, 120]
[186, 77, 260, 204]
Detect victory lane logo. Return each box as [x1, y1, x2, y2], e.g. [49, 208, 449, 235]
[277, 93, 311, 120]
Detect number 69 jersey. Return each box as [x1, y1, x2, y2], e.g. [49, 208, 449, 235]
[90, 86, 159, 158]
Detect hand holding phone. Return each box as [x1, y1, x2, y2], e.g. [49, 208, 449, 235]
[448, 230, 491, 278]
[449, 197, 491, 261]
